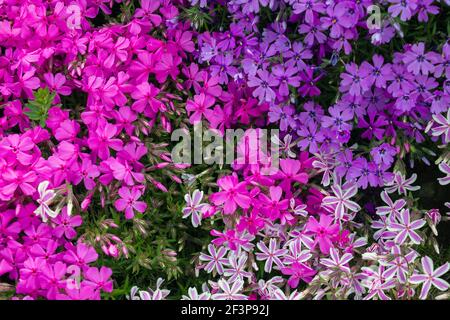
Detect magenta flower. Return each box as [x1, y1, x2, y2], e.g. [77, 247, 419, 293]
[131, 82, 163, 114]
[305, 214, 340, 254]
[258, 186, 289, 220]
[186, 93, 215, 124]
[209, 174, 251, 215]
[84, 266, 113, 293]
[114, 187, 147, 219]
[281, 262, 316, 288]
[87, 122, 123, 160]
[274, 159, 309, 194]
[52, 207, 82, 240]
[0, 134, 34, 165]
[64, 243, 98, 268]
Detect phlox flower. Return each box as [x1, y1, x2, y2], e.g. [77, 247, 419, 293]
[305, 214, 340, 254]
[223, 253, 252, 283]
[431, 109, 450, 143]
[209, 174, 251, 215]
[320, 248, 353, 273]
[182, 189, 209, 227]
[340, 62, 370, 97]
[211, 279, 247, 300]
[385, 172, 421, 195]
[248, 69, 279, 102]
[376, 191, 406, 217]
[186, 93, 215, 124]
[34, 181, 58, 222]
[114, 187, 147, 219]
[181, 287, 211, 300]
[199, 244, 228, 275]
[387, 209, 426, 245]
[403, 43, 435, 76]
[84, 266, 113, 293]
[281, 262, 316, 288]
[380, 246, 418, 283]
[322, 183, 361, 220]
[388, 0, 418, 21]
[63, 242, 98, 268]
[409, 256, 449, 299]
[52, 207, 82, 240]
[256, 238, 288, 273]
[87, 122, 123, 160]
[361, 265, 396, 300]
[437, 162, 450, 185]
[258, 186, 289, 221]
[0, 134, 34, 165]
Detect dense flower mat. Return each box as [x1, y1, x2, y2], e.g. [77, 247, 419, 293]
[0, 0, 449, 300]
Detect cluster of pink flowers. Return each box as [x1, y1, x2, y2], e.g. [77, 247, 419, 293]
[0, 0, 449, 300]
[0, 0, 200, 299]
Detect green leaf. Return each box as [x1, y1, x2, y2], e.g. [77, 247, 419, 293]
[24, 88, 56, 127]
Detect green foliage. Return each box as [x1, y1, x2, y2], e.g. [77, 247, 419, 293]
[24, 88, 57, 127]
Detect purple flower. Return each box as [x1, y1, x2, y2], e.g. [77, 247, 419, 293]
[272, 63, 300, 96]
[321, 105, 353, 132]
[322, 183, 361, 220]
[370, 143, 397, 166]
[256, 238, 288, 273]
[248, 69, 279, 102]
[388, 0, 418, 21]
[340, 62, 370, 96]
[297, 121, 324, 154]
[403, 43, 435, 76]
[388, 209, 426, 245]
[409, 256, 449, 299]
[268, 105, 296, 131]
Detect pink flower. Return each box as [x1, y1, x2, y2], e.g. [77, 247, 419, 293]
[256, 239, 288, 273]
[43, 73, 71, 97]
[305, 214, 340, 254]
[387, 209, 426, 245]
[274, 159, 309, 195]
[153, 52, 181, 83]
[114, 187, 147, 219]
[0, 134, 34, 165]
[209, 174, 251, 215]
[281, 262, 316, 288]
[87, 122, 123, 160]
[52, 207, 82, 240]
[199, 244, 228, 274]
[186, 93, 215, 124]
[322, 184, 361, 220]
[64, 243, 98, 267]
[258, 186, 289, 220]
[84, 266, 113, 293]
[131, 82, 164, 114]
